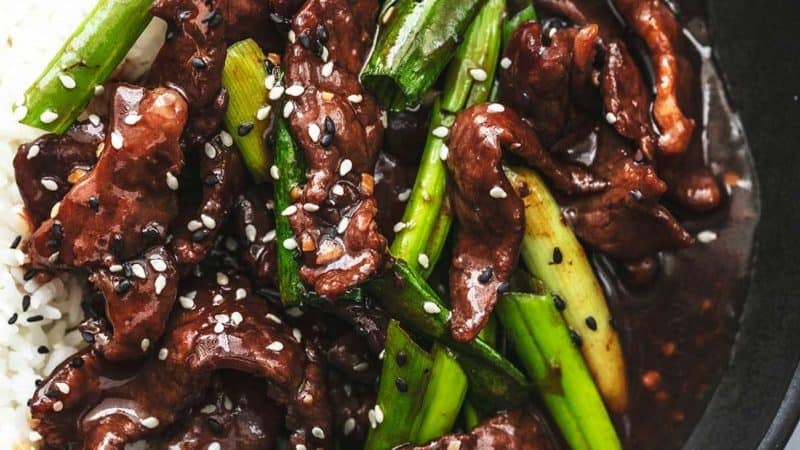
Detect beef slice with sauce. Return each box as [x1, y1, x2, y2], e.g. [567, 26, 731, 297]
[27, 85, 187, 269]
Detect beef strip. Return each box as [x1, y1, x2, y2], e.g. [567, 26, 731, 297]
[373, 150, 417, 240]
[164, 372, 283, 450]
[446, 103, 605, 342]
[81, 246, 178, 362]
[283, 0, 386, 297]
[326, 300, 388, 355]
[534, 0, 624, 39]
[402, 408, 560, 450]
[14, 120, 103, 226]
[326, 331, 379, 383]
[223, 0, 303, 49]
[232, 187, 278, 285]
[559, 123, 694, 261]
[27, 85, 187, 269]
[328, 370, 374, 447]
[613, 0, 695, 154]
[171, 137, 245, 266]
[30, 274, 330, 450]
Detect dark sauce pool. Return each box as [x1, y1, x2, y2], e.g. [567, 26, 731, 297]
[594, 4, 760, 449]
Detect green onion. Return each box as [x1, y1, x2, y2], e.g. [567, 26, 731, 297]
[16, 0, 153, 134]
[410, 345, 468, 443]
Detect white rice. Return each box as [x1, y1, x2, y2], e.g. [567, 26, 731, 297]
[0, 2, 165, 448]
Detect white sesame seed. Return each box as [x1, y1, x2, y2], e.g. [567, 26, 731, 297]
[321, 61, 334, 77]
[131, 263, 147, 279]
[343, 417, 356, 435]
[220, 130, 233, 147]
[215, 314, 230, 324]
[256, 105, 272, 121]
[269, 165, 280, 180]
[500, 57, 512, 69]
[94, 85, 105, 96]
[283, 101, 295, 118]
[111, 131, 124, 149]
[423, 301, 441, 314]
[303, 203, 320, 212]
[201, 404, 216, 414]
[418, 253, 430, 269]
[41, 178, 58, 192]
[368, 409, 377, 429]
[288, 30, 296, 43]
[347, 94, 363, 104]
[697, 230, 718, 244]
[141, 417, 159, 429]
[52, 401, 64, 412]
[158, 348, 169, 360]
[179, 296, 196, 309]
[110, 264, 123, 273]
[337, 217, 350, 234]
[269, 85, 285, 100]
[432, 126, 449, 138]
[308, 123, 321, 142]
[332, 184, 345, 196]
[605, 112, 618, 124]
[469, 67, 488, 81]
[285, 85, 305, 97]
[489, 186, 508, 199]
[57, 73, 76, 90]
[382, 5, 395, 24]
[216, 272, 229, 286]
[381, 111, 388, 128]
[150, 258, 167, 272]
[283, 237, 298, 250]
[320, 46, 329, 62]
[265, 313, 282, 324]
[293, 328, 303, 342]
[339, 159, 353, 176]
[398, 189, 411, 202]
[50, 202, 61, 219]
[201, 214, 217, 230]
[88, 114, 101, 127]
[374, 405, 384, 423]
[124, 114, 142, 125]
[166, 172, 179, 190]
[265, 74, 276, 90]
[208, 443, 221, 450]
[245, 224, 257, 243]
[48, 251, 60, 264]
[231, 311, 244, 326]
[393, 222, 407, 233]
[286, 307, 303, 317]
[353, 361, 369, 372]
[29, 431, 43, 442]
[187, 220, 203, 232]
[447, 442, 462, 450]
[223, 396, 233, 410]
[13, 105, 28, 121]
[487, 103, 505, 113]
[296, 445, 307, 450]
[267, 341, 284, 352]
[214, 322, 225, 333]
[262, 229, 276, 243]
[204, 142, 218, 159]
[155, 275, 167, 295]
[439, 144, 449, 161]
[27, 144, 40, 159]
[140, 338, 151, 352]
[40, 109, 59, 124]
[281, 205, 298, 216]
[55, 382, 70, 394]
[212, 294, 225, 306]
[312, 426, 325, 439]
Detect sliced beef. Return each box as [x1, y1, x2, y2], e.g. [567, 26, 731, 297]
[559, 124, 694, 261]
[403, 409, 560, 450]
[14, 120, 103, 226]
[164, 373, 283, 450]
[384, 105, 433, 164]
[328, 370, 374, 447]
[171, 137, 245, 266]
[283, 0, 386, 296]
[82, 246, 178, 361]
[232, 187, 278, 285]
[446, 103, 605, 342]
[30, 274, 330, 450]
[373, 150, 417, 240]
[27, 85, 187, 269]
[223, 0, 303, 48]
[534, 0, 624, 39]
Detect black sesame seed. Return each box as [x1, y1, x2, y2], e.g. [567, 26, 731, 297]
[166, 30, 176, 41]
[324, 116, 335, 134]
[552, 247, 563, 264]
[111, 235, 124, 256]
[122, 263, 132, 278]
[69, 357, 84, 368]
[207, 417, 224, 434]
[316, 25, 329, 43]
[238, 122, 254, 136]
[477, 266, 493, 284]
[395, 350, 408, 366]
[23, 269, 38, 281]
[201, 11, 221, 26]
[45, 389, 59, 398]
[178, 9, 192, 21]
[142, 226, 160, 239]
[569, 329, 582, 347]
[265, 59, 275, 73]
[37, 345, 49, 354]
[52, 221, 63, 238]
[191, 57, 208, 70]
[81, 331, 95, 343]
[585, 316, 598, 331]
[313, 41, 325, 58]
[34, 379, 42, 387]
[496, 281, 510, 294]
[115, 279, 132, 294]
[553, 294, 566, 311]
[395, 376, 408, 393]
[320, 133, 333, 148]
[10, 235, 21, 249]
[192, 229, 211, 242]
[46, 239, 61, 249]
[203, 174, 220, 186]
[7, 313, 18, 325]
[22, 295, 31, 312]
[269, 13, 291, 33]
[629, 189, 643, 201]
[298, 32, 312, 49]
[88, 196, 100, 212]
[27, 315, 44, 323]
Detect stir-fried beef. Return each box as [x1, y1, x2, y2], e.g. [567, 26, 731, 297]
[14, 120, 103, 227]
[223, 0, 303, 48]
[328, 370, 374, 447]
[28, 85, 186, 269]
[30, 274, 330, 449]
[403, 409, 560, 450]
[326, 300, 388, 355]
[232, 187, 278, 285]
[164, 372, 283, 450]
[446, 103, 605, 342]
[373, 150, 417, 240]
[384, 106, 433, 164]
[282, 0, 386, 297]
[171, 137, 245, 266]
[534, 0, 624, 38]
[81, 246, 178, 362]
